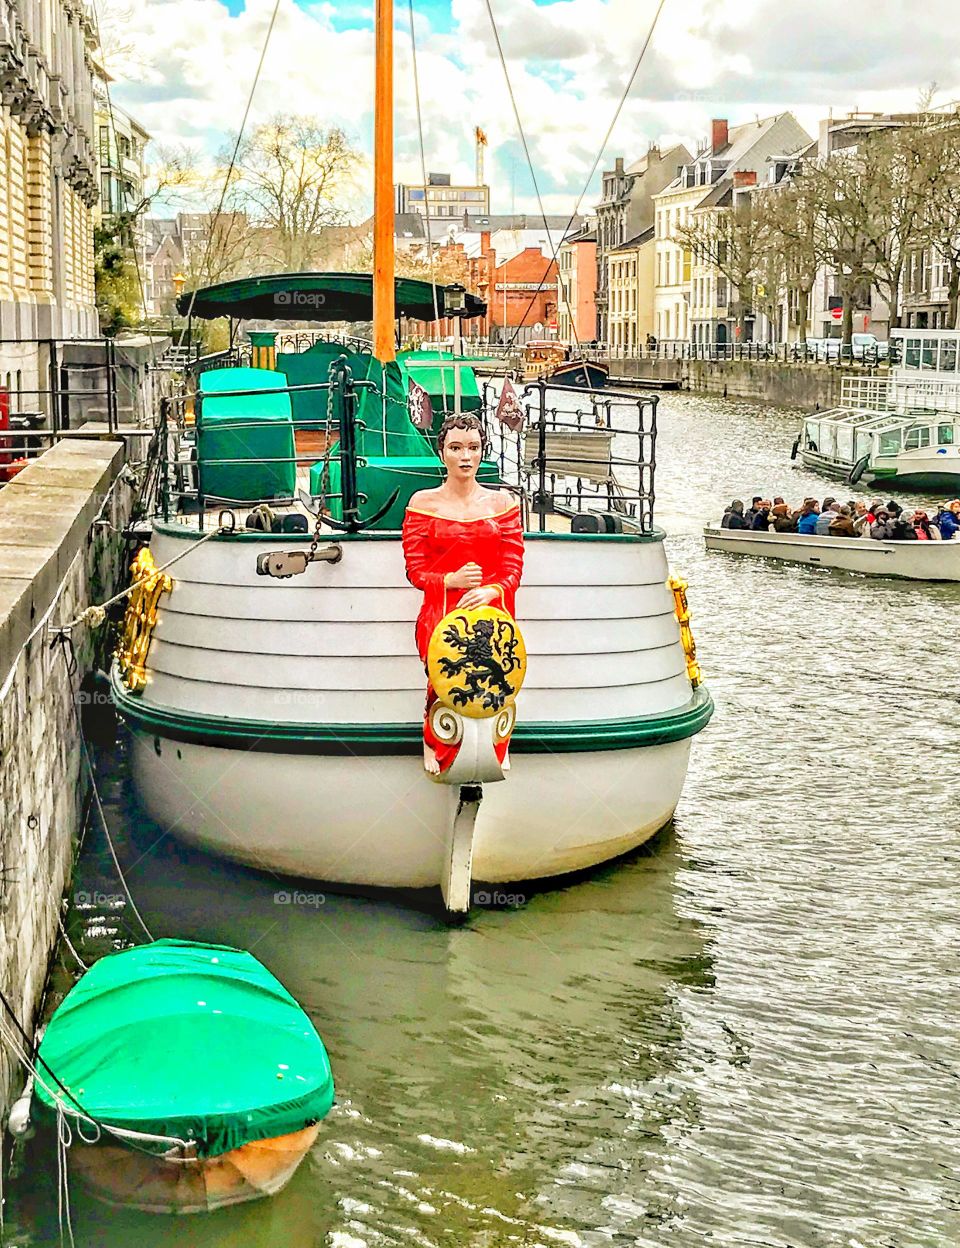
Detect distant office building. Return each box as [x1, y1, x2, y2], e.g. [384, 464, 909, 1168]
[395, 173, 490, 232]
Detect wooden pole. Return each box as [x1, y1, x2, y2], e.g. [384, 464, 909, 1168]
[373, 0, 395, 362]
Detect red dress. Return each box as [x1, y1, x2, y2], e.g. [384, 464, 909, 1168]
[402, 502, 525, 662]
[402, 501, 525, 769]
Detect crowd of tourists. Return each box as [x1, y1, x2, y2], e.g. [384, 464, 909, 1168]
[719, 496, 960, 541]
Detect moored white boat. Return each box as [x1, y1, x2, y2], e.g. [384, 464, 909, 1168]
[113, 515, 711, 889]
[108, 273, 712, 911]
[794, 328, 960, 490]
[704, 524, 960, 580]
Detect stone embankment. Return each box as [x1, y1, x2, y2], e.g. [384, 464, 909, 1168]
[609, 357, 846, 409]
[0, 437, 136, 1116]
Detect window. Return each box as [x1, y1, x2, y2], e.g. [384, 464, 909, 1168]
[938, 425, 955, 445]
[905, 338, 921, 368]
[904, 427, 932, 450]
[940, 339, 958, 372]
[877, 431, 902, 457]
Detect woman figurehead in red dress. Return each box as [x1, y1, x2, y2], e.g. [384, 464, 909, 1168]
[402, 414, 524, 774]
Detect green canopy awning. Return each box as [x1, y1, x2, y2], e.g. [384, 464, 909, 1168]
[35, 940, 334, 1158]
[177, 272, 486, 323]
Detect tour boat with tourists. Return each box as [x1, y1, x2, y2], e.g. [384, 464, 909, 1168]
[704, 523, 960, 581]
[107, 0, 712, 913]
[793, 328, 960, 490]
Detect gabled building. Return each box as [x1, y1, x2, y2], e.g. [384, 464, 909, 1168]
[594, 144, 692, 342]
[606, 227, 654, 355]
[557, 222, 597, 344]
[652, 114, 811, 345]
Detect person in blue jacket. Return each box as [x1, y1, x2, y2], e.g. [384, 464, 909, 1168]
[796, 499, 820, 534]
[936, 499, 960, 540]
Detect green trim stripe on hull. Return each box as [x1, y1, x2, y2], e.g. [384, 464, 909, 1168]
[801, 451, 960, 492]
[111, 669, 713, 756]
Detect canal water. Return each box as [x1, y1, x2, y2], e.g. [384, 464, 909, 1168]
[8, 393, 960, 1246]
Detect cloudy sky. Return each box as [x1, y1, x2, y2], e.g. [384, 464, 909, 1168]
[107, 0, 960, 218]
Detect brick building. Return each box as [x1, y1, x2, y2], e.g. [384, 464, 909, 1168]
[410, 231, 557, 345]
[466, 232, 557, 345]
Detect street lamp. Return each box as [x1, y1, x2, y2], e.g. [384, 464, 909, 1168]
[442, 283, 467, 414]
[443, 282, 466, 317]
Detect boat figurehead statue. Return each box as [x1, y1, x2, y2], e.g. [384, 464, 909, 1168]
[402, 414, 525, 781]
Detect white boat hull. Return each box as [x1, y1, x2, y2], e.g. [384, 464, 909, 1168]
[127, 729, 693, 887]
[115, 523, 711, 895]
[705, 525, 960, 580]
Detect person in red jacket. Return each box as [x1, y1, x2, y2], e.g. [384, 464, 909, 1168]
[402, 414, 524, 774]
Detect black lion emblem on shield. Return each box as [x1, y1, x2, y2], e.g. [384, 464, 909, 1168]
[438, 614, 521, 711]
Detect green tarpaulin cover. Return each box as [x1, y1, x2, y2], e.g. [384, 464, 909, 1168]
[197, 367, 297, 503]
[35, 940, 334, 1158]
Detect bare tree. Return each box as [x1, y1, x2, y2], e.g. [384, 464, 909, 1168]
[798, 152, 884, 345]
[227, 117, 363, 271]
[856, 124, 934, 331]
[674, 192, 765, 339]
[917, 110, 960, 329]
[759, 178, 826, 344]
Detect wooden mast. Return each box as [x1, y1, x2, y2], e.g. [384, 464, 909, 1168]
[373, 0, 395, 362]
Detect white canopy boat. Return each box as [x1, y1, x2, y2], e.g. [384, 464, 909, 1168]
[704, 525, 960, 580]
[794, 328, 960, 490]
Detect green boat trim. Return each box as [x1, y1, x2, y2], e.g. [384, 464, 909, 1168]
[111, 669, 713, 756]
[152, 519, 669, 545]
[34, 940, 334, 1159]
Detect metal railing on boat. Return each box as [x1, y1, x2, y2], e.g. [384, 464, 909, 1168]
[482, 378, 657, 534]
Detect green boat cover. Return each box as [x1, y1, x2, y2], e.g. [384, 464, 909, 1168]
[397, 349, 483, 429]
[197, 367, 296, 503]
[34, 940, 334, 1158]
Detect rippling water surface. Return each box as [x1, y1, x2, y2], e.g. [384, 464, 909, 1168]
[9, 392, 960, 1246]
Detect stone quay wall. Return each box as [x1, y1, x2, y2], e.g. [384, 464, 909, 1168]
[608, 357, 847, 409]
[0, 437, 135, 1117]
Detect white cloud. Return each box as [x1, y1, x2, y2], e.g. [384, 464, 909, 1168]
[109, 0, 960, 220]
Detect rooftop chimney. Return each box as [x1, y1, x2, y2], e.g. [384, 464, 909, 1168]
[732, 170, 758, 188]
[711, 119, 729, 153]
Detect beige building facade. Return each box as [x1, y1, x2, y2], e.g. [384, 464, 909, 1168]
[606, 227, 654, 354]
[556, 224, 596, 344]
[653, 115, 811, 347]
[0, 0, 100, 410]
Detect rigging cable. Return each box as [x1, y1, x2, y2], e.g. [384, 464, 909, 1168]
[176, 0, 283, 350]
[481, 0, 580, 352]
[484, 0, 669, 351]
[407, 0, 449, 418]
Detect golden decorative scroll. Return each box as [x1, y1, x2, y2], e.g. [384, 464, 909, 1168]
[427, 605, 526, 720]
[669, 575, 702, 689]
[117, 548, 172, 694]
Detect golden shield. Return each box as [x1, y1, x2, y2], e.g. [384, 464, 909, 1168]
[427, 606, 526, 720]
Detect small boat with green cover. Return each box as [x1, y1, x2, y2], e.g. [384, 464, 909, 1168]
[33, 939, 334, 1213]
